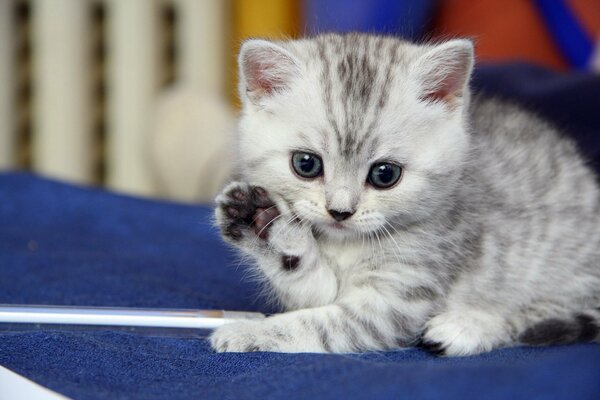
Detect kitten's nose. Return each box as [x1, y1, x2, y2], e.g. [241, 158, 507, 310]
[328, 209, 354, 222]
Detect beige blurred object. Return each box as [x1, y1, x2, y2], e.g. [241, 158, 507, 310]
[149, 86, 236, 203]
[148, 0, 233, 203]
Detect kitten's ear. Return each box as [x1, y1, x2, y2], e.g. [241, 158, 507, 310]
[414, 39, 474, 108]
[238, 39, 301, 103]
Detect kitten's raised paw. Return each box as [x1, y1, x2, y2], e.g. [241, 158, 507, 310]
[216, 182, 279, 242]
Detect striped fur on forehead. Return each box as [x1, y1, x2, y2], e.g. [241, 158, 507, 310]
[238, 33, 472, 171]
[307, 34, 410, 158]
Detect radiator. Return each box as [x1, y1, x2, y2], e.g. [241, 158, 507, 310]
[0, 0, 228, 196]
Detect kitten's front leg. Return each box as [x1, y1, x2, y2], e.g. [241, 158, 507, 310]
[211, 288, 432, 353]
[213, 184, 433, 353]
[215, 181, 338, 309]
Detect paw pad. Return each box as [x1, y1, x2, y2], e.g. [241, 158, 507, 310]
[281, 255, 300, 271]
[416, 337, 446, 356]
[218, 183, 280, 241]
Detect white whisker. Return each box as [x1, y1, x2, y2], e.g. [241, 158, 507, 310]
[250, 212, 286, 249]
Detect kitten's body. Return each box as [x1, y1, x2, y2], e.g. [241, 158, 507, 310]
[211, 34, 600, 355]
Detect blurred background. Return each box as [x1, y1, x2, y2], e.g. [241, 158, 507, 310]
[0, 0, 598, 203]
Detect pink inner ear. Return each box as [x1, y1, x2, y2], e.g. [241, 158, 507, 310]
[245, 58, 286, 95]
[421, 70, 463, 103]
[242, 44, 297, 99]
[417, 42, 473, 107]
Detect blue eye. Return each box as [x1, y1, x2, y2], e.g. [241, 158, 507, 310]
[291, 152, 323, 179]
[368, 162, 402, 189]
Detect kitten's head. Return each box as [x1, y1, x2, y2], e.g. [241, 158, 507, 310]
[235, 34, 474, 240]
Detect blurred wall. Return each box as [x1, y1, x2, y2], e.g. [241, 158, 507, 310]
[0, 0, 597, 203]
[434, 0, 600, 71]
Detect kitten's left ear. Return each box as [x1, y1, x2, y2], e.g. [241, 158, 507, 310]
[413, 39, 474, 108]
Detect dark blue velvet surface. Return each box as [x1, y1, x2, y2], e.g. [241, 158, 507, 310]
[1, 65, 600, 399]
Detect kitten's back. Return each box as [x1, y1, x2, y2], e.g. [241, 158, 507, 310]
[462, 96, 600, 307]
[468, 96, 599, 211]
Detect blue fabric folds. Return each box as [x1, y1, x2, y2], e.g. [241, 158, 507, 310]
[1, 64, 600, 399]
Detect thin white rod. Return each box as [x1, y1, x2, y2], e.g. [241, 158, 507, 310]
[0, 305, 265, 329]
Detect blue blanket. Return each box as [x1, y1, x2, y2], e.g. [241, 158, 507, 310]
[1, 64, 600, 399]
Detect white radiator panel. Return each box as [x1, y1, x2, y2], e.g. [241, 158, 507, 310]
[1, 0, 230, 199]
[32, 0, 93, 183]
[176, 0, 228, 94]
[106, 0, 160, 195]
[0, 0, 16, 169]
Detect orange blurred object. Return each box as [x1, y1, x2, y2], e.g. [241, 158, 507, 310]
[570, 0, 600, 38]
[229, 0, 301, 106]
[433, 0, 600, 71]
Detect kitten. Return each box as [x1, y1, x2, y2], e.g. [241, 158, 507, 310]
[210, 33, 600, 356]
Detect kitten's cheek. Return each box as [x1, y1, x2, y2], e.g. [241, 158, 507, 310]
[253, 207, 280, 239]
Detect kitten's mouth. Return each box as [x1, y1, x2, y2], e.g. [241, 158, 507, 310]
[328, 222, 346, 230]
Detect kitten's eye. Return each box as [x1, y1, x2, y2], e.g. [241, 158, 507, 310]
[291, 151, 323, 179]
[367, 162, 402, 189]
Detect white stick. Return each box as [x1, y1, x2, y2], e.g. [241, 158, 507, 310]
[0, 305, 265, 330]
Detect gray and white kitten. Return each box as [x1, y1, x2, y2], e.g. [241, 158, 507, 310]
[210, 33, 600, 356]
